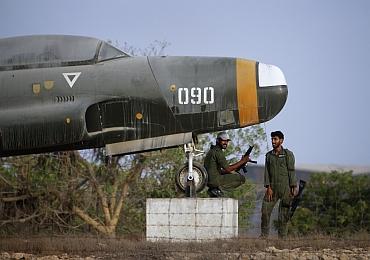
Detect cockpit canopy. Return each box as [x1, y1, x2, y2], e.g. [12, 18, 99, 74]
[0, 35, 128, 71]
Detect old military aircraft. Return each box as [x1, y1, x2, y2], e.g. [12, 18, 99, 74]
[0, 35, 288, 194]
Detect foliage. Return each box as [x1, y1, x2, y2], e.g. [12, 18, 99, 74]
[0, 153, 85, 234]
[199, 125, 266, 162]
[0, 126, 266, 236]
[118, 147, 185, 234]
[224, 179, 256, 229]
[290, 171, 370, 236]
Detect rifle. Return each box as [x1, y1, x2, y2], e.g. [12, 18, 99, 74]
[289, 180, 307, 219]
[239, 145, 257, 174]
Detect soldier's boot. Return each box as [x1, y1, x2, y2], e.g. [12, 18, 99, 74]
[207, 188, 224, 198]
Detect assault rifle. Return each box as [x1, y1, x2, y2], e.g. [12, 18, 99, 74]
[239, 145, 257, 174]
[289, 180, 307, 219]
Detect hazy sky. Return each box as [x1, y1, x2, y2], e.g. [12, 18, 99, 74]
[1, 0, 369, 166]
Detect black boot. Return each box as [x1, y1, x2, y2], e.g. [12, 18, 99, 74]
[207, 188, 224, 198]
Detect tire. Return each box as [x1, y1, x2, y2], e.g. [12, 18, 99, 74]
[175, 162, 208, 193]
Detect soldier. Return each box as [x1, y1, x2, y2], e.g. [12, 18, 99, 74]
[261, 131, 297, 238]
[204, 132, 250, 197]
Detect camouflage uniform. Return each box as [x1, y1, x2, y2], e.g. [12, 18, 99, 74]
[261, 147, 296, 237]
[204, 145, 245, 191]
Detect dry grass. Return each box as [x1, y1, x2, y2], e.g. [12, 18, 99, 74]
[0, 233, 369, 259]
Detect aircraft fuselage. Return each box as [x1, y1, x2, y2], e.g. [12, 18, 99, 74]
[0, 35, 288, 156]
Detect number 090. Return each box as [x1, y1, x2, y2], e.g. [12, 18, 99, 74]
[178, 87, 214, 105]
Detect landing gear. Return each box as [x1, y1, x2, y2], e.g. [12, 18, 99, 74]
[175, 142, 208, 197]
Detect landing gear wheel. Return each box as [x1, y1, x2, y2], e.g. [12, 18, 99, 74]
[175, 162, 208, 193]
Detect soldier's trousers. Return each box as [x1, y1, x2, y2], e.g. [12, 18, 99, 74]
[261, 194, 291, 237]
[209, 172, 246, 191]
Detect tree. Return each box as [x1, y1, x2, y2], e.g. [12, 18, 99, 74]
[71, 153, 146, 237]
[0, 152, 85, 234]
[289, 171, 370, 236]
[0, 151, 148, 237]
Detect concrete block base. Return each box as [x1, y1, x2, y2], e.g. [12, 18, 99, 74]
[146, 198, 238, 242]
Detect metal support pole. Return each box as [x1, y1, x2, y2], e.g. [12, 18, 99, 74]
[187, 144, 194, 182]
[183, 141, 205, 197]
[184, 143, 195, 197]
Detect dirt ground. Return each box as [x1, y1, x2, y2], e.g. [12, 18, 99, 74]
[0, 234, 369, 259]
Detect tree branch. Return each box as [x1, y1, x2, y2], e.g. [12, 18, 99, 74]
[0, 212, 40, 226]
[72, 206, 111, 236]
[84, 163, 112, 225]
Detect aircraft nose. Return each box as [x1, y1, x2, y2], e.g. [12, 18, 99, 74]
[257, 63, 288, 122]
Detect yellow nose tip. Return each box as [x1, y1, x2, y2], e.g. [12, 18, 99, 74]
[236, 59, 259, 127]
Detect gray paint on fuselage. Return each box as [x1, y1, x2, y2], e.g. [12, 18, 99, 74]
[0, 35, 288, 157]
[148, 56, 239, 134]
[0, 55, 243, 153]
[148, 56, 238, 114]
[0, 55, 183, 152]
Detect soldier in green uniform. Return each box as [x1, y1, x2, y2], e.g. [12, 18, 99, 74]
[261, 131, 297, 237]
[204, 132, 250, 197]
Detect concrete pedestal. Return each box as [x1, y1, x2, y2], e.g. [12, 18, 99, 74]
[146, 198, 238, 242]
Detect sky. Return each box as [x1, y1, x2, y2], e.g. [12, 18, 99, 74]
[1, 0, 369, 166]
